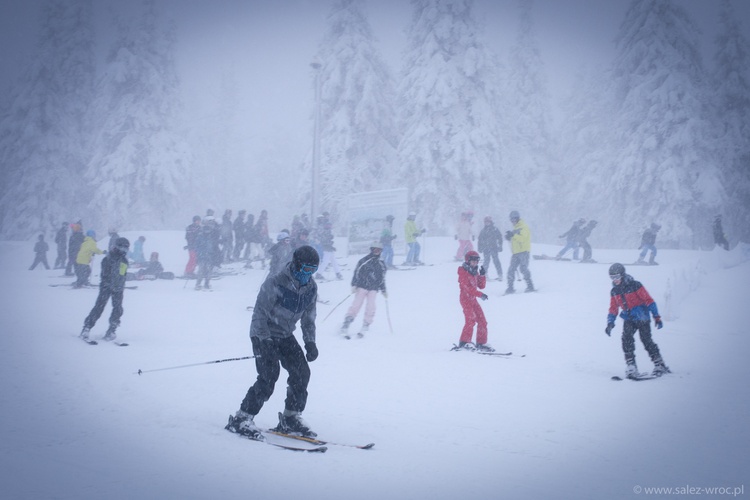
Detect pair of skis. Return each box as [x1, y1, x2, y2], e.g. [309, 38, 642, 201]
[611, 373, 662, 381]
[226, 416, 374, 453]
[80, 336, 128, 347]
[450, 344, 525, 358]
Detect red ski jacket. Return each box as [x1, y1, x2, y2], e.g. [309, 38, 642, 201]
[458, 263, 486, 305]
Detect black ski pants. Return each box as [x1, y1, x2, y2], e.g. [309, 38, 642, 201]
[29, 254, 50, 270]
[621, 320, 662, 365]
[241, 335, 310, 416]
[84, 287, 124, 330]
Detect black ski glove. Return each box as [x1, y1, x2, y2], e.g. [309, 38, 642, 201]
[654, 316, 663, 329]
[605, 323, 614, 336]
[480, 293, 488, 301]
[505, 230, 513, 241]
[305, 342, 318, 362]
[479, 266, 486, 276]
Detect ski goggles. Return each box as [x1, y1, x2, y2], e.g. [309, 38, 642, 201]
[610, 273, 622, 282]
[299, 263, 318, 274]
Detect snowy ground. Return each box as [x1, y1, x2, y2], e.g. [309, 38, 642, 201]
[1, 233, 748, 500]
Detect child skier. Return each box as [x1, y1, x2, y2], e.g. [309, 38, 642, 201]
[80, 237, 130, 342]
[340, 242, 387, 338]
[29, 234, 50, 270]
[455, 251, 493, 352]
[605, 263, 670, 378]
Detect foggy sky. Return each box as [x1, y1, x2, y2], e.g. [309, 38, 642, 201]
[0, 0, 747, 155]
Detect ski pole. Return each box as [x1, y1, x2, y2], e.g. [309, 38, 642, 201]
[384, 295, 394, 334]
[136, 355, 255, 375]
[322, 293, 353, 322]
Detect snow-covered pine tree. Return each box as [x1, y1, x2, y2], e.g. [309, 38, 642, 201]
[712, 0, 750, 244]
[556, 64, 617, 245]
[302, 0, 398, 226]
[0, 0, 95, 240]
[397, 0, 504, 234]
[605, 0, 724, 248]
[84, 0, 193, 233]
[502, 0, 557, 242]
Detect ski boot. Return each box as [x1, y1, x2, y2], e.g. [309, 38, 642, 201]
[103, 326, 117, 341]
[358, 322, 370, 338]
[454, 341, 476, 351]
[225, 411, 263, 440]
[275, 411, 316, 438]
[625, 362, 639, 379]
[504, 288, 515, 295]
[475, 343, 495, 353]
[652, 359, 671, 377]
[340, 316, 354, 338]
[79, 327, 91, 340]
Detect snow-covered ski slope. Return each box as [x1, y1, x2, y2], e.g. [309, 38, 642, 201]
[1, 233, 747, 499]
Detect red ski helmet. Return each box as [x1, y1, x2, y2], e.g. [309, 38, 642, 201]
[465, 250, 480, 262]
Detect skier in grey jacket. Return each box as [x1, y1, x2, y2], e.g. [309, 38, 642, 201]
[226, 245, 320, 440]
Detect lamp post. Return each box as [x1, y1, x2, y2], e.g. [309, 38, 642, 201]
[310, 58, 322, 220]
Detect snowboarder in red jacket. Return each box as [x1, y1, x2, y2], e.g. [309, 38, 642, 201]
[456, 251, 493, 352]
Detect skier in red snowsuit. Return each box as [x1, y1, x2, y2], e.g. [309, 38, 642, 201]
[456, 251, 494, 352]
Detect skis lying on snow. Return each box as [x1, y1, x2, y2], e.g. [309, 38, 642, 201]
[50, 283, 138, 290]
[611, 373, 661, 381]
[532, 254, 571, 261]
[265, 429, 375, 450]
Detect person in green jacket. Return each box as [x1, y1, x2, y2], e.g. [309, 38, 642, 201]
[504, 210, 534, 294]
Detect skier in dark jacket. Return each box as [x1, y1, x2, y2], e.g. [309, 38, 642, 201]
[340, 242, 387, 338]
[54, 222, 68, 269]
[578, 220, 598, 262]
[29, 234, 50, 270]
[194, 216, 221, 290]
[477, 216, 503, 280]
[636, 223, 661, 264]
[66, 223, 84, 276]
[605, 263, 670, 379]
[80, 237, 130, 342]
[225, 245, 320, 440]
[713, 215, 729, 251]
[556, 219, 585, 260]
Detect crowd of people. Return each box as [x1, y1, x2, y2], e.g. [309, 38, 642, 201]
[29, 206, 734, 438]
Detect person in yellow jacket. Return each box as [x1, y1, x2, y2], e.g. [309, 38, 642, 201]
[504, 210, 534, 294]
[74, 230, 104, 288]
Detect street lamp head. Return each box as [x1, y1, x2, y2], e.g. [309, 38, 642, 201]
[310, 57, 322, 70]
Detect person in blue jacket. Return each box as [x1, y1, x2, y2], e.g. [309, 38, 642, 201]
[605, 263, 670, 378]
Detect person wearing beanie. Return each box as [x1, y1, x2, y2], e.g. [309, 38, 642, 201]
[225, 245, 320, 440]
[80, 237, 131, 343]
